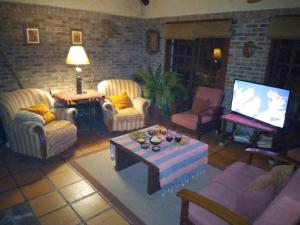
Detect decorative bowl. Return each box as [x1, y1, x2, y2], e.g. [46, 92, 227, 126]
[150, 137, 162, 145]
[141, 143, 150, 149]
[152, 145, 160, 152]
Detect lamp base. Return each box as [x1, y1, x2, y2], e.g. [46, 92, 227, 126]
[76, 75, 82, 94]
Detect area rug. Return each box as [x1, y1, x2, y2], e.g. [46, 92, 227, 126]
[71, 150, 221, 225]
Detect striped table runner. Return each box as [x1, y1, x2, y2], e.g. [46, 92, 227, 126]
[110, 126, 208, 193]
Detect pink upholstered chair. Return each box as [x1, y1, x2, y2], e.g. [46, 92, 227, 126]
[172, 86, 224, 139]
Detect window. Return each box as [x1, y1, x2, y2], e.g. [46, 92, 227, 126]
[266, 39, 300, 96]
[165, 38, 229, 96]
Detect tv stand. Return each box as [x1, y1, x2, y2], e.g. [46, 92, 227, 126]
[221, 113, 282, 151]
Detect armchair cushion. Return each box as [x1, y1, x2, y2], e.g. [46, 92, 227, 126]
[44, 120, 77, 157]
[22, 102, 55, 124]
[192, 98, 210, 115]
[15, 110, 46, 125]
[108, 92, 133, 110]
[172, 111, 212, 130]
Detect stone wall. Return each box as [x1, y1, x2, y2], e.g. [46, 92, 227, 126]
[143, 8, 300, 111]
[0, 2, 145, 93]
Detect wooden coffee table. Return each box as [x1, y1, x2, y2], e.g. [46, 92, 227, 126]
[110, 126, 208, 195]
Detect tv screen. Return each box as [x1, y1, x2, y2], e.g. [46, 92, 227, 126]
[231, 80, 290, 128]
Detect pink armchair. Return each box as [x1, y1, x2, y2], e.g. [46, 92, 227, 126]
[172, 86, 224, 139]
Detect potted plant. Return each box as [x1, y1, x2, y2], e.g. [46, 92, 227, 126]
[135, 64, 185, 117]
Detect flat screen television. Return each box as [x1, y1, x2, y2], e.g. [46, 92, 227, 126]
[231, 80, 290, 128]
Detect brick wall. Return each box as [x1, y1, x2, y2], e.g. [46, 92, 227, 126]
[1, 2, 300, 114]
[143, 8, 300, 111]
[0, 3, 145, 93]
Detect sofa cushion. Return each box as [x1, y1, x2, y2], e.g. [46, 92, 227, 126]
[254, 197, 300, 225]
[276, 167, 300, 202]
[213, 162, 266, 192]
[189, 182, 238, 225]
[171, 110, 212, 130]
[235, 178, 276, 223]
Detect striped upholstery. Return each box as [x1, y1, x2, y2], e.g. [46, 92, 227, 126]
[0, 88, 77, 159]
[97, 80, 151, 131]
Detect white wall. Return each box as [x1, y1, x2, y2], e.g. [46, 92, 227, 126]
[1, 0, 143, 17]
[142, 0, 300, 18]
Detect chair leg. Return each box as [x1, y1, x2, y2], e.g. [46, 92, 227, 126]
[172, 123, 177, 131]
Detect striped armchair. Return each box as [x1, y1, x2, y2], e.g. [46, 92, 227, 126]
[0, 88, 77, 160]
[97, 79, 151, 131]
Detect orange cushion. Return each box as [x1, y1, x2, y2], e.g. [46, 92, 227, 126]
[108, 92, 133, 110]
[22, 102, 55, 124]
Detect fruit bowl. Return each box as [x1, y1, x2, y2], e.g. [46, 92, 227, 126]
[150, 137, 162, 145]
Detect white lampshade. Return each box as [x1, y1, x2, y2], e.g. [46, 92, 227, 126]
[65, 46, 90, 65]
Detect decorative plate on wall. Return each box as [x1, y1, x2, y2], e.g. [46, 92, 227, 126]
[243, 41, 256, 58]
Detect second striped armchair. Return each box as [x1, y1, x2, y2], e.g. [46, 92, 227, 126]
[97, 79, 151, 132]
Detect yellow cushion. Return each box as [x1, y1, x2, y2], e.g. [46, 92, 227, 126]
[109, 92, 133, 110]
[23, 102, 56, 124]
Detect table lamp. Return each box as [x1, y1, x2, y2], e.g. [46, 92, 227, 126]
[65, 46, 90, 94]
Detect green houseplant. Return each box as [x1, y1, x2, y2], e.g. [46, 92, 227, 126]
[135, 64, 185, 116]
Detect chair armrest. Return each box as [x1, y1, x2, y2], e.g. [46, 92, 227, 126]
[133, 97, 151, 113]
[53, 108, 77, 124]
[102, 100, 116, 113]
[10, 120, 47, 159]
[177, 189, 250, 225]
[197, 106, 224, 121]
[245, 148, 300, 166]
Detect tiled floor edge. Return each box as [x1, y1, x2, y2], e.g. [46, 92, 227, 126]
[69, 152, 146, 225]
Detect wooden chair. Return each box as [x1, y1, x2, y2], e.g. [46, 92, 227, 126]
[172, 86, 224, 139]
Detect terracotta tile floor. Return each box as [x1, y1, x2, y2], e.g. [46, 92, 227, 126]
[0, 120, 275, 225]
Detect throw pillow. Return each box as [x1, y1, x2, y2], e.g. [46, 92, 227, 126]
[108, 92, 133, 110]
[15, 110, 46, 125]
[234, 164, 295, 223]
[191, 98, 210, 115]
[22, 102, 56, 124]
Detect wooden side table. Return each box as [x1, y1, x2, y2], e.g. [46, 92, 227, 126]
[53, 90, 105, 133]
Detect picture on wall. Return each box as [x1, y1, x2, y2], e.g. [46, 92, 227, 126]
[25, 28, 40, 44]
[71, 30, 82, 45]
[146, 29, 159, 54]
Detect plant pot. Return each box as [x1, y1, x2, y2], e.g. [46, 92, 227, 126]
[149, 104, 161, 120]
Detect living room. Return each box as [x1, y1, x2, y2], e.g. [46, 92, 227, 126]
[0, 0, 300, 224]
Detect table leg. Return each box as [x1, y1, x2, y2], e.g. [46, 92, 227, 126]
[221, 119, 227, 143]
[147, 165, 160, 194]
[115, 146, 139, 171]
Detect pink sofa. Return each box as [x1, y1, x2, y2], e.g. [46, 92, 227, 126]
[177, 150, 300, 225]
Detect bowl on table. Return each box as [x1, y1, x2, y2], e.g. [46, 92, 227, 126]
[150, 136, 162, 145]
